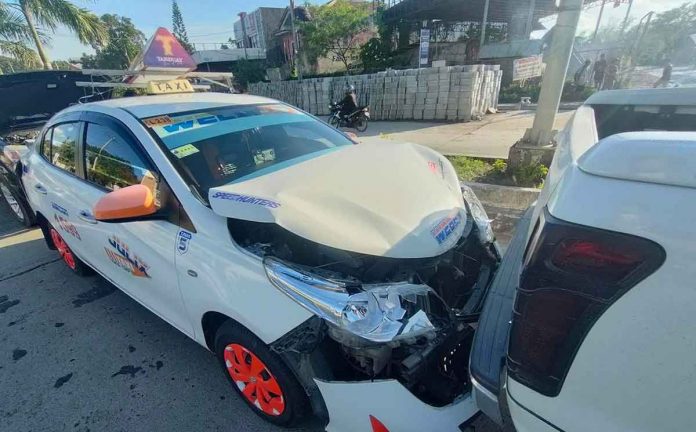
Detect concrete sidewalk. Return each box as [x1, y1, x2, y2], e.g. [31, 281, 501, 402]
[357, 110, 573, 159]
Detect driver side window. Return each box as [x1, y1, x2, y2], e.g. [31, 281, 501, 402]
[84, 123, 157, 193]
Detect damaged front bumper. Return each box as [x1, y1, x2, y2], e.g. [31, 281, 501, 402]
[271, 314, 482, 431]
[258, 186, 501, 429]
[315, 378, 479, 432]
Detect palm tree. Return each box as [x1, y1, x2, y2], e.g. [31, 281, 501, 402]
[0, 2, 39, 68]
[2, 0, 108, 70]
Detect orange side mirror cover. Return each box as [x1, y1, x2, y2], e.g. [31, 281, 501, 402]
[94, 184, 156, 221]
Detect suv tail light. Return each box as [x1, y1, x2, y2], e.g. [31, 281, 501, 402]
[507, 208, 665, 397]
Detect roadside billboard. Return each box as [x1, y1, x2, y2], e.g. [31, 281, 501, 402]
[513, 55, 543, 81]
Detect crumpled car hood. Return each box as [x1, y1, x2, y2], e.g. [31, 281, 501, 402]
[208, 141, 466, 258]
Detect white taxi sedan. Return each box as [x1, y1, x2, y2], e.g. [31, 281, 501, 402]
[17, 92, 499, 431]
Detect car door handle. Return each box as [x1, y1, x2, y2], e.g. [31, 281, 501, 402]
[34, 184, 48, 195]
[78, 210, 98, 224]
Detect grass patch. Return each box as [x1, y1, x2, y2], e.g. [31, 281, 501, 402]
[445, 156, 548, 188]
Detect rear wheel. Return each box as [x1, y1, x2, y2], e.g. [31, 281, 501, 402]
[354, 116, 368, 132]
[214, 321, 308, 427]
[0, 181, 33, 227]
[49, 227, 91, 276]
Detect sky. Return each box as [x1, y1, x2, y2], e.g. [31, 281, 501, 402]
[47, 0, 324, 60]
[47, 0, 689, 61]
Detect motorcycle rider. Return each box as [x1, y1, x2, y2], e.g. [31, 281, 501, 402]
[339, 84, 358, 120]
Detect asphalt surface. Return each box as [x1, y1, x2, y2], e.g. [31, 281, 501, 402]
[0, 196, 503, 432]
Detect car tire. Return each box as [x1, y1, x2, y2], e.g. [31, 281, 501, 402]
[214, 320, 308, 427]
[0, 179, 34, 227]
[49, 226, 92, 276]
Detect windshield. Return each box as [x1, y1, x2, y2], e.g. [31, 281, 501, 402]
[144, 104, 353, 195]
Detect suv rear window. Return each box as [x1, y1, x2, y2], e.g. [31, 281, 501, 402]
[592, 105, 696, 139]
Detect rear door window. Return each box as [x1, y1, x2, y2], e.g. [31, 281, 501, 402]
[41, 129, 52, 160]
[44, 123, 79, 174]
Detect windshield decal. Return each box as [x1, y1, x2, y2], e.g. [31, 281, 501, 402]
[143, 115, 173, 127]
[171, 144, 200, 159]
[210, 191, 280, 209]
[253, 149, 276, 165]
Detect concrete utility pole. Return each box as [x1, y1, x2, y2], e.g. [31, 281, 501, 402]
[525, 0, 537, 38]
[509, 0, 583, 166]
[592, 0, 607, 42]
[479, 0, 490, 52]
[289, 0, 303, 81]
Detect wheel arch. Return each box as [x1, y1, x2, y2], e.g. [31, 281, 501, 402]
[35, 211, 57, 250]
[201, 310, 239, 352]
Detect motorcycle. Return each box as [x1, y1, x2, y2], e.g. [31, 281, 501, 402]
[328, 102, 370, 132]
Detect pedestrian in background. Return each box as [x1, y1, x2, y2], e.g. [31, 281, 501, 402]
[593, 53, 607, 88]
[654, 59, 673, 88]
[574, 59, 592, 85]
[603, 57, 620, 90]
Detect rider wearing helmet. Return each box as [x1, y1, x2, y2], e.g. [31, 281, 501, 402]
[339, 84, 358, 120]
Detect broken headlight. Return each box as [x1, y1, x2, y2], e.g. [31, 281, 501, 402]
[461, 184, 494, 244]
[264, 257, 437, 343]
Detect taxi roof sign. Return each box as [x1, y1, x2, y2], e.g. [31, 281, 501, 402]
[146, 79, 194, 95]
[130, 27, 196, 73]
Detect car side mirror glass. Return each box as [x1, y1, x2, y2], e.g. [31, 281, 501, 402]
[94, 184, 157, 222]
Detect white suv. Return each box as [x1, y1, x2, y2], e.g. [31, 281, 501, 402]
[471, 87, 696, 431]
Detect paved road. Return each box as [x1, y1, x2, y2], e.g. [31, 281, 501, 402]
[0, 196, 504, 432]
[356, 111, 573, 159]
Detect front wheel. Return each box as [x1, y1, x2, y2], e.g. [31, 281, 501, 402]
[214, 321, 308, 427]
[354, 116, 369, 132]
[328, 115, 340, 128]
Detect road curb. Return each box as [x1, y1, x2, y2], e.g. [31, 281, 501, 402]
[464, 181, 540, 211]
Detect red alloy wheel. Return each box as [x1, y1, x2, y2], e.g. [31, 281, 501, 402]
[224, 343, 286, 416]
[50, 228, 76, 270]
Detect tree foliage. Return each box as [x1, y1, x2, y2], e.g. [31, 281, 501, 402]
[632, 2, 696, 66]
[301, 0, 371, 71]
[0, 2, 40, 69]
[172, 0, 194, 54]
[2, 0, 108, 70]
[581, 2, 696, 66]
[80, 14, 144, 70]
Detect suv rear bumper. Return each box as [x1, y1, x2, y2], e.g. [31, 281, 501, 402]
[469, 206, 534, 425]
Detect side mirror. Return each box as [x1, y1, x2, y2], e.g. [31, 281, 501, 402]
[345, 132, 360, 144]
[94, 184, 157, 222]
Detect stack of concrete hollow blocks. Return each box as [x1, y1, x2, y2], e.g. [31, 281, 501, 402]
[248, 64, 502, 122]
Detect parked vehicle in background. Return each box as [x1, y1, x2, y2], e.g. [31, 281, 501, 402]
[17, 89, 501, 431]
[328, 102, 370, 132]
[0, 134, 37, 227]
[470, 87, 696, 432]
